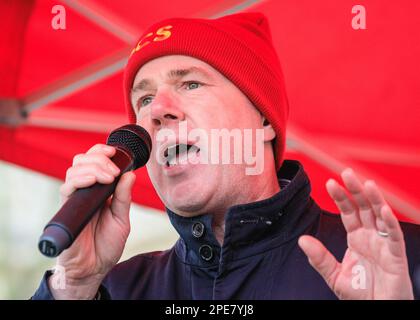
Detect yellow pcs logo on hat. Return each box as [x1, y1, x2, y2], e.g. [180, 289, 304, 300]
[130, 25, 173, 57]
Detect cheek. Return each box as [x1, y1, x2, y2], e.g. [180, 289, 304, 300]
[192, 95, 232, 127]
[145, 157, 161, 186]
[137, 119, 149, 131]
[136, 105, 153, 123]
[202, 91, 251, 127]
[136, 113, 154, 135]
[228, 105, 261, 130]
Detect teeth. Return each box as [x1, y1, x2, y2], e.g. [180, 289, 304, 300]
[164, 143, 200, 167]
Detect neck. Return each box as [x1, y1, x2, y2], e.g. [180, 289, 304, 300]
[211, 163, 280, 245]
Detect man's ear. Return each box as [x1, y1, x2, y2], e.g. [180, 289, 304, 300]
[262, 116, 276, 142]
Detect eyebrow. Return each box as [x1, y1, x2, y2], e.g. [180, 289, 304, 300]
[131, 66, 214, 93]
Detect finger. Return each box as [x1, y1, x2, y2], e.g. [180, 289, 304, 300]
[59, 175, 96, 201]
[66, 163, 116, 184]
[298, 235, 341, 290]
[375, 216, 387, 235]
[110, 172, 136, 225]
[364, 180, 388, 231]
[86, 144, 116, 156]
[60, 165, 117, 201]
[341, 168, 376, 229]
[380, 205, 402, 240]
[381, 204, 404, 240]
[326, 179, 361, 233]
[379, 205, 405, 258]
[363, 180, 386, 217]
[72, 153, 120, 176]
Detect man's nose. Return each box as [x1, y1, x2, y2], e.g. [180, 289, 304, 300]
[150, 91, 185, 127]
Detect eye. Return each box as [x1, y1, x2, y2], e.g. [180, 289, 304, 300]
[140, 95, 153, 107]
[184, 81, 202, 90]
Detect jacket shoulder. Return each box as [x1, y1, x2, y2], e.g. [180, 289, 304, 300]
[110, 247, 175, 276]
[400, 220, 420, 243]
[102, 246, 179, 298]
[399, 221, 420, 298]
[313, 210, 348, 260]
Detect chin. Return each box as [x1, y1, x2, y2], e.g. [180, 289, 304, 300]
[166, 198, 207, 217]
[150, 165, 218, 215]
[164, 183, 212, 216]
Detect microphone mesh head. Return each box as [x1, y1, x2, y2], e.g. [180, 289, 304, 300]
[107, 125, 152, 169]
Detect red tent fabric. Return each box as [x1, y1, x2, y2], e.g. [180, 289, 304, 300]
[1, 0, 419, 222]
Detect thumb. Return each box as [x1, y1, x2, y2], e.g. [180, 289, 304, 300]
[298, 235, 340, 289]
[110, 171, 136, 225]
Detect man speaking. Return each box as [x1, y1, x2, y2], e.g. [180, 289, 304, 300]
[32, 12, 420, 300]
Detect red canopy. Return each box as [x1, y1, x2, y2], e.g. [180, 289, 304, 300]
[1, 0, 419, 222]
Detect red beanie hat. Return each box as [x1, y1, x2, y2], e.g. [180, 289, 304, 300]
[123, 12, 289, 170]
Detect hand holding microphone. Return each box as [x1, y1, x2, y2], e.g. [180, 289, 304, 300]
[37, 124, 151, 299]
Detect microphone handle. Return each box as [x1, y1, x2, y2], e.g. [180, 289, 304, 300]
[38, 147, 134, 257]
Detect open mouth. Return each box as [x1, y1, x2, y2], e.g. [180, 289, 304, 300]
[164, 143, 201, 167]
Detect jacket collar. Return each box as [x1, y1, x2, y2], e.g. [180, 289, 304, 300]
[166, 159, 320, 267]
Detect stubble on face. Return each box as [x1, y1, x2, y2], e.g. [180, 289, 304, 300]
[132, 55, 276, 219]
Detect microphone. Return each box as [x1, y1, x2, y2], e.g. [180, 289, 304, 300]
[38, 124, 152, 258]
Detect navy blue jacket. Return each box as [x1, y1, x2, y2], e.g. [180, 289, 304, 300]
[32, 160, 420, 299]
